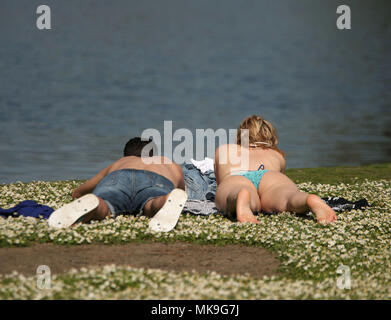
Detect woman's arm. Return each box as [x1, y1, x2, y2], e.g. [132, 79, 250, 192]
[214, 144, 222, 184]
[215, 143, 242, 184]
[72, 164, 113, 198]
[280, 157, 286, 174]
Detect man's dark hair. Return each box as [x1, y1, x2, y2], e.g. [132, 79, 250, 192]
[123, 137, 155, 157]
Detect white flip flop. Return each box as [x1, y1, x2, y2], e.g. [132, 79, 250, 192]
[48, 194, 99, 229]
[148, 189, 188, 232]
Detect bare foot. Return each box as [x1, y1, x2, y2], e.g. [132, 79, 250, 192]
[143, 194, 169, 218]
[237, 205, 259, 223]
[75, 197, 111, 224]
[226, 189, 259, 224]
[306, 194, 337, 224]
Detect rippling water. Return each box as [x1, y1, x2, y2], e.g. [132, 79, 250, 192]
[0, 0, 390, 183]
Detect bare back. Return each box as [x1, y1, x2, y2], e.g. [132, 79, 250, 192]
[109, 156, 184, 188]
[215, 144, 285, 184]
[72, 155, 185, 200]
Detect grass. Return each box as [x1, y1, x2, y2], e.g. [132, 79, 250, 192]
[0, 163, 390, 299]
[286, 162, 391, 185]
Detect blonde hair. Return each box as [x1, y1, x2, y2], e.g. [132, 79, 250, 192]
[236, 115, 285, 157]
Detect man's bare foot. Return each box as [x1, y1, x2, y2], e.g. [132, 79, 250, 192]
[143, 194, 169, 218]
[306, 194, 337, 224]
[148, 189, 188, 232]
[77, 197, 111, 224]
[226, 189, 259, 224]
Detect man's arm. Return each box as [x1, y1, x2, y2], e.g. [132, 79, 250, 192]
[72, 164, 113, 198]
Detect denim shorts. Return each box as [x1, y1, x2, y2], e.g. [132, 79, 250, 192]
[92, 169, 175, 217]
[181, 164, 217, 201]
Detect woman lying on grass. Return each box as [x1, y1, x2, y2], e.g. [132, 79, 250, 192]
[214, 115, 337, 224]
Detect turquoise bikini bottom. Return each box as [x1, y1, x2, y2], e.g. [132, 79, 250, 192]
[232, 169, 269, 191]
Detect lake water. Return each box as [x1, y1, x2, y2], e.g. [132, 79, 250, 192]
[0, 0, 390, 183]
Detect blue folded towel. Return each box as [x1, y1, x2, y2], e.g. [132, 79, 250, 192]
[0, 200, 54, 219]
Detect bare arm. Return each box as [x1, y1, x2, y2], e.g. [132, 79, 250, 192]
[174, 163, 186, 191]
[214, 144, 234, 184]
[177, 170, 186, 191]
[280, 157, 286, 174]
[72, 164, 113, 198]
[214, 146, 221, 184]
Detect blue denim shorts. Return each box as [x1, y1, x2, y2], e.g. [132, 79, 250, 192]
[92, 169, 175, 217]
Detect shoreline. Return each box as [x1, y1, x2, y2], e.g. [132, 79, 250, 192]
[1, 162, 391, 186]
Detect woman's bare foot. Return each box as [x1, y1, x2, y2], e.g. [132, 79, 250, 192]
[226, 189, 259, 224]
[306, 194, 337, 224]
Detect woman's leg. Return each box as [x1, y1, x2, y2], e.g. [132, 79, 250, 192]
[259, 171, 337, 224]
[305, 194, 338, 224]
[215, 176, 261, 223]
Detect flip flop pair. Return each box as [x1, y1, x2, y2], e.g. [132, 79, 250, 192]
[48, 189, 188, 233]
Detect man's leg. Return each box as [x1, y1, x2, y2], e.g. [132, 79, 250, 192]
[143, 194, 169, 218]
[147, 189, 188, 232]
[79, 197, 111, 223]
[48, 194, 110, 228]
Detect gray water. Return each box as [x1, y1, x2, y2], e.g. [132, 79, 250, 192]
[0, 0, 390, 184]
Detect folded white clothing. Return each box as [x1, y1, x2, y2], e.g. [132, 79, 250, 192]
[190, 157, 214, 173]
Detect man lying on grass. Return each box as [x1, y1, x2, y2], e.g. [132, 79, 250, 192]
[48, 137, 187, 232]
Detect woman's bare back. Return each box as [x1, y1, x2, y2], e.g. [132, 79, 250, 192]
[215, 144, 285, 184]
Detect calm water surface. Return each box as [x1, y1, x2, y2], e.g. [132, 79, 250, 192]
[0, 0, 390, 183]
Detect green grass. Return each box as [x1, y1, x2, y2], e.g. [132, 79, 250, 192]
[0, 163, 390, 299]
[286, 162, 391, 184]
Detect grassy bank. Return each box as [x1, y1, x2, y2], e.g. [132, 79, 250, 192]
[286, 162, 391, 184]
[0, 164, 390, 299]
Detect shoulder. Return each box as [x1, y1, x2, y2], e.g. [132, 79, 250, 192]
[215, 143, 232, 159]
[111, 157, 129, 166]
[117, 155, 137, 163]
[216, 143, 237, 149]
[142, 155, 172, 165]
[215, 143, 240, 154]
